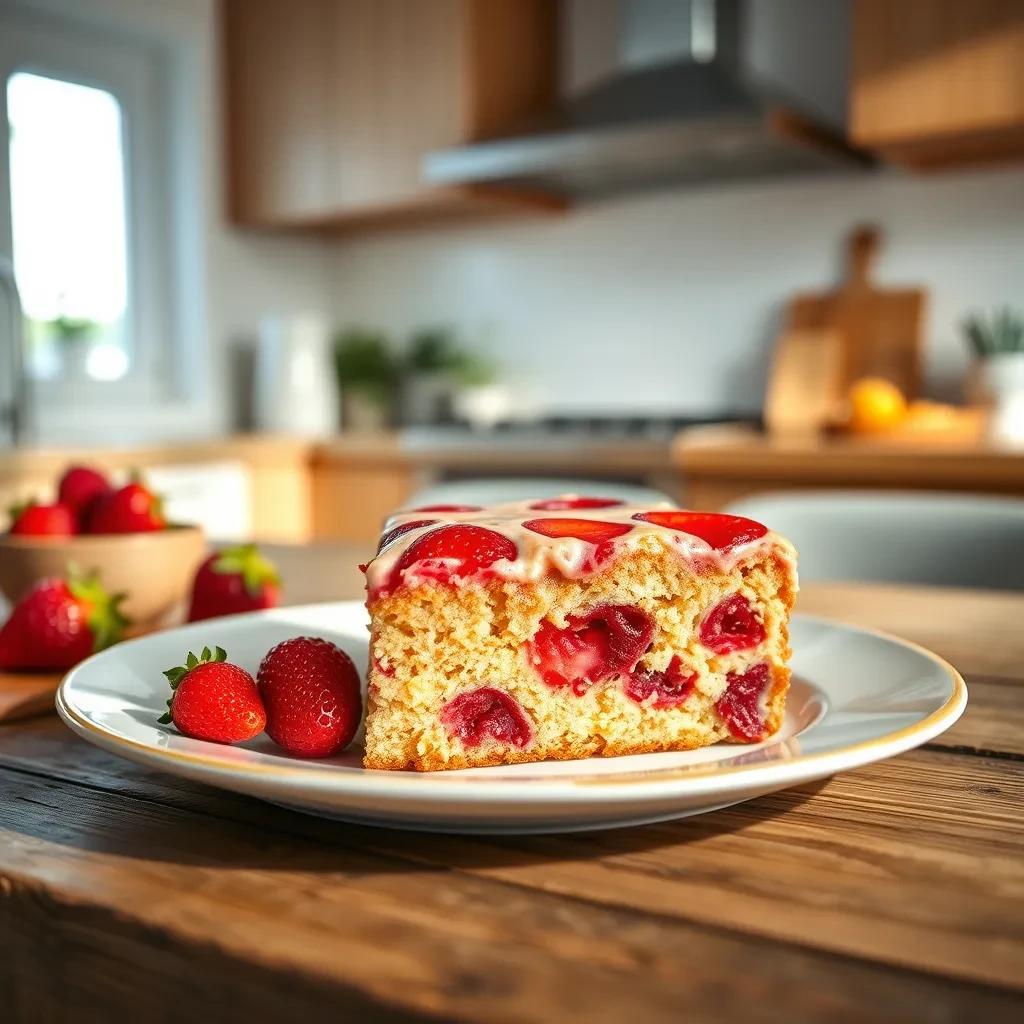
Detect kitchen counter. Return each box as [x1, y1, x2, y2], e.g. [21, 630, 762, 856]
[315, 431, 674, 471]
[311, 432, 682, 541]
[675, 425, 1024, 509]
[0, 432, 685, 544]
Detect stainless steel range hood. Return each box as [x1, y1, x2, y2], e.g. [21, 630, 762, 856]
[425, 0, 870, 199]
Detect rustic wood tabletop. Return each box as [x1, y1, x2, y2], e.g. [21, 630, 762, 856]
[1, 544, 1021, 1022]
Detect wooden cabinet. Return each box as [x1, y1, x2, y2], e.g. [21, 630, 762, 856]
[223, 0, 560, 229]
[851, 0, 1024, 169]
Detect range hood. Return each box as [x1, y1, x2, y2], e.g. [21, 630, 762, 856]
[425, 0, 870, 199]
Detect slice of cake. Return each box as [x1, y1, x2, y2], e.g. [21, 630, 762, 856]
[362, 497, 797, 772]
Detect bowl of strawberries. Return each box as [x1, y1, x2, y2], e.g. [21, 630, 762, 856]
[0, 464, 206, 630]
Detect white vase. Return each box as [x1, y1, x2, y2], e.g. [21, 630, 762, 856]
[255, 315, 337, 436]
[974, 353, 1024, 447]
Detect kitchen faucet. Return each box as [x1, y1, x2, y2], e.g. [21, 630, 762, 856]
[0, 254, 29, 445]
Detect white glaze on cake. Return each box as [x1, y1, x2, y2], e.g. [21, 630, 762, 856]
[364, 498, 796, 597]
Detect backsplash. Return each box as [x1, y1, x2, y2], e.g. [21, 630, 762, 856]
[327, 166, 1024, 415]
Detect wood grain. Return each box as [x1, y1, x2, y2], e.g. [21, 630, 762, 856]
[852, 0, 1024, 168]
[2, 577, 1023, 1021]
[223, 0, 561, 230]
[0, 669, 61, 723]
[0, 747, 1021, 1021]
[764, 327, 844, 437]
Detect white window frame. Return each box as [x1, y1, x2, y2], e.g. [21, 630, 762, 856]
[0, 0, 210, 440]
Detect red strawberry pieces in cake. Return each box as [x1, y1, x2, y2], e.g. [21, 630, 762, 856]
[362, 497, 797, 770]
[440, 687, 533, 749]
[528, 605, 654, 695]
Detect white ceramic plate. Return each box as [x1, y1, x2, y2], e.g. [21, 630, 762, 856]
[57, 601, 967, 834]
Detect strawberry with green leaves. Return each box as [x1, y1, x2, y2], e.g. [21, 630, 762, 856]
[187, 544, 281, 622]
[88, 475, 166, 534]
[160, 645, 266, 744]
[0, 572, 128, 670]
[8, 498, 77, 537]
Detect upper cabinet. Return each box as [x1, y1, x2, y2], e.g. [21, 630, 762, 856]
[222, 0, 560, 229]
[851, 0, 1024, 169]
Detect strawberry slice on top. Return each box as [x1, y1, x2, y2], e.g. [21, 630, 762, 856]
[633, 510, 767, 551]
[522, 517, 633, 544]
[528, 496, 624, 511]
[377, 518, 438, 553]
[408, 504, 482, 513]
[390, 524, 517, 590]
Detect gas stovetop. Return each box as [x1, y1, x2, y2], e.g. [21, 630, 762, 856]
[400, 413, 756, 449]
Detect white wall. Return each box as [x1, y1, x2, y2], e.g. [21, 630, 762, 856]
[328, 167, 1024, 414]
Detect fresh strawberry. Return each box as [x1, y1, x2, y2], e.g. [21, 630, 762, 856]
[187, 544, 281, 622]
[377, 518, 438, 553]
[160, 645, 266, 744]
[522, 517, 633, 543]
[633, 510, 767, 551]
[392, 524, 517, 588]
[257, 636, 361, 758]
[57, 465, 112, 522]
[529, 496, 624, 511]
[0, 573, 127, 670]
[88, 478, 165, 534]
[8, 499, 77, 537]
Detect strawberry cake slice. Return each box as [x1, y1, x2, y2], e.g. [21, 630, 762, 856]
[362, 497, 798, 772]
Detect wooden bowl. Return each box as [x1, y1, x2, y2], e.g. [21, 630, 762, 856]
[0, 526, 207, 629]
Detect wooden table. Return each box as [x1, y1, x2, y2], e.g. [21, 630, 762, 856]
[1, 546, 1022, 1022]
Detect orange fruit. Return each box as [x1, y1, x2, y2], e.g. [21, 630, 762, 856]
[848, 377, 907, 433]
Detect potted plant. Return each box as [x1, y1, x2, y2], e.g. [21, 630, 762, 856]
[450, 352, 508, 429]
[52, 314, 98, 379]
[332, 328, 399, 432]
[964, 308, 1024, 445]
[402, 326, 466, 426]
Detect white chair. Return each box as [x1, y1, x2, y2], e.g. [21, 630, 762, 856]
[406, 478, 671, 509]
[725, 491, 1024, 591]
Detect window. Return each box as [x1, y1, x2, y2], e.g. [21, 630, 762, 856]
[0, 3, 203, 438]
[8, 71, 130, 381]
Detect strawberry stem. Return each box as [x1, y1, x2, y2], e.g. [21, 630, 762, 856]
[160, 646, 229, 726]
[66, 569, 130, 653]
[211, 544, 280, 597]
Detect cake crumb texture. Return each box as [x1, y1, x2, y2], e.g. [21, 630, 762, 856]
[364, 531, 796, 772]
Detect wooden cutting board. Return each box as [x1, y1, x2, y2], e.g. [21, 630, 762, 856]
[766, 225, 927, 435]
[0, 669, 64, 723]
